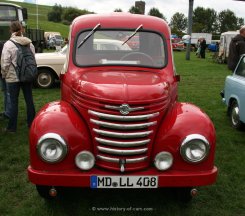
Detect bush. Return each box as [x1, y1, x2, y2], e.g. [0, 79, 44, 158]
[47, 4, 62, 22]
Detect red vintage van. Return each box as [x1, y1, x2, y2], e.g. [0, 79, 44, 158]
[28, 13, 217, 201]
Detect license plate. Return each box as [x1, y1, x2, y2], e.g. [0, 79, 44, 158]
[90, 176, 158, 188]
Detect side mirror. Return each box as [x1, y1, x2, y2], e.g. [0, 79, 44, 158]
[174, 74, 180, 82]
[22, 8, 28, 20]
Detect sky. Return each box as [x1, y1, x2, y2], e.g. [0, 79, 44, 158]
[16, 0, 245, 23]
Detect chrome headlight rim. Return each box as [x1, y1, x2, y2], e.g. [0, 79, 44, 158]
[75, 151, 95, 171]
[180, 134, 210, 163]
[37, 133, 68, 163]
[154, 151, 173, 171]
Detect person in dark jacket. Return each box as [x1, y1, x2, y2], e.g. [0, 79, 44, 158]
[200, 38, 206, 59]
[227, 26, 245, 71]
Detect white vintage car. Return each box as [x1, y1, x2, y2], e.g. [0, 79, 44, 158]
[35, 45, 67, 88]
[35, 39, 131, 88]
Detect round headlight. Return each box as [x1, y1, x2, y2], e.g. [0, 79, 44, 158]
[154, 151, 173, 171]
[37, 133, 68, 163]
[180, 134, 210, 163]
[75, 151, 95, 170]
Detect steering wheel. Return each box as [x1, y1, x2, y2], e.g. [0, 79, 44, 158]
[120, 52, 154, 66]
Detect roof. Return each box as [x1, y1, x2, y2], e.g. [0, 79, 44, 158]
[0, 2, 22, 9]
[71, 13, 170, 39]
[221, 31, 239, 35]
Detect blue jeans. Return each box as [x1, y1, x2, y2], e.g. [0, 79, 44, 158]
[0, 77, 11, 117]
[6, 82, 36, 131]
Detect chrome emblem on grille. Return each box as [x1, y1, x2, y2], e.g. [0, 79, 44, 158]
[119, 104, 131, 115]
[105, 104, 144, 115]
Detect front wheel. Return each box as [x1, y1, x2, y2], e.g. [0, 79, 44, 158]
[230, 101, 243, 130]
[35, 69, 55, 89]
[175, 187, 194, 202]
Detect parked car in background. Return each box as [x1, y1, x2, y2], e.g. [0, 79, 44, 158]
[35, 45, 67, 88]
[44, 32, 64, 49]
[47, 34, 64, 49]
[219, 31, 238, 63]
[93, 39, 131, 50]
[122, 35, 139, 49]
[207, 40, 220, 52]
[221, 54, 245, 130]
[35, 39, 131, 88]
[172, 40, 185, 51]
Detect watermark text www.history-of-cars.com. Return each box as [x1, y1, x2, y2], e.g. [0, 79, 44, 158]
[91, 206, 154, 212]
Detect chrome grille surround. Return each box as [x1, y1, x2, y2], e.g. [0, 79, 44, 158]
[71, 88, 170, 172]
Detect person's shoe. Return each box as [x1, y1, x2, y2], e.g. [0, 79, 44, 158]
[2, 128, 16, 133]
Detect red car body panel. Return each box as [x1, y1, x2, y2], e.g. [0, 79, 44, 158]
[28, 13, 217, 190]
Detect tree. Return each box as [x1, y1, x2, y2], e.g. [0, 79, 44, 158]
[114, 8, 123, 12]
[148, 7, 166, 21]
[62, 7, 91, 24]
[218, 9, 243, 33]
[47, 4, 63, 22]
[238, 17, 245, 28]
[192, 7, 217, 33]
[170, 12, 187, 35]
[128, 6, 141, 14]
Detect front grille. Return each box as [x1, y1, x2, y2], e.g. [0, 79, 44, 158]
[71, 88, 169, 172]
[89, 109, 159, 172]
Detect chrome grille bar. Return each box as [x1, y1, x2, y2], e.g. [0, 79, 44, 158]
[97, 146, 148, 155]
[90, 119, 157, 130]
[93, 128, 153, 138]
[95, 137, 150, 147]
[97, 155, 148, 163]
[89, 110, 159, 121]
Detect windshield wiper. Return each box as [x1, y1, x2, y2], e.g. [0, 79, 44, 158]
[78, 23, 101, 48]
[122, 24, 143, 46]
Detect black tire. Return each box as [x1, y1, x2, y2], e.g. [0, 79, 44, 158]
[36, 185, 56, 199]
[35, 69, 55, 89]
[230, 101, 243, 130]
[175, 187, 193, 203]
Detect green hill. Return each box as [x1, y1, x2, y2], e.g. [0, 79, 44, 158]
[2, 0, 69, 37]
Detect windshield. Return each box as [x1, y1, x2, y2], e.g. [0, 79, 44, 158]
[75, 30, 166, 68]
[55, 35, 63, 40]
[0, 6, 17, 21]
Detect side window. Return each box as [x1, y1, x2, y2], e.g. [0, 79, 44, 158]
[235, 57, 245, 78]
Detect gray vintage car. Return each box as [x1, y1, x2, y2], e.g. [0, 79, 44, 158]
[221, 54, 245, 130]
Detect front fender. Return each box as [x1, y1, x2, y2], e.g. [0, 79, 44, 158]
[153, 102, 216, 171]
[29, 100, 92, 171]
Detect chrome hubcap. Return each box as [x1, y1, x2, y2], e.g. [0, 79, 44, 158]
[38, 73, 51, 87]
[231, 106, 239, 126]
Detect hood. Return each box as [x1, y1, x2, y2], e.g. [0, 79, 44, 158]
[35, 52, 65, 65]
[232, 34, 245, 42]
[73, 70, 169, 102]
[35, 52, 63, 58]
[11, 35, 32, 46]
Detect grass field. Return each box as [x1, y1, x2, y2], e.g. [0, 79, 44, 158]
[0, 51, 244, 216]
